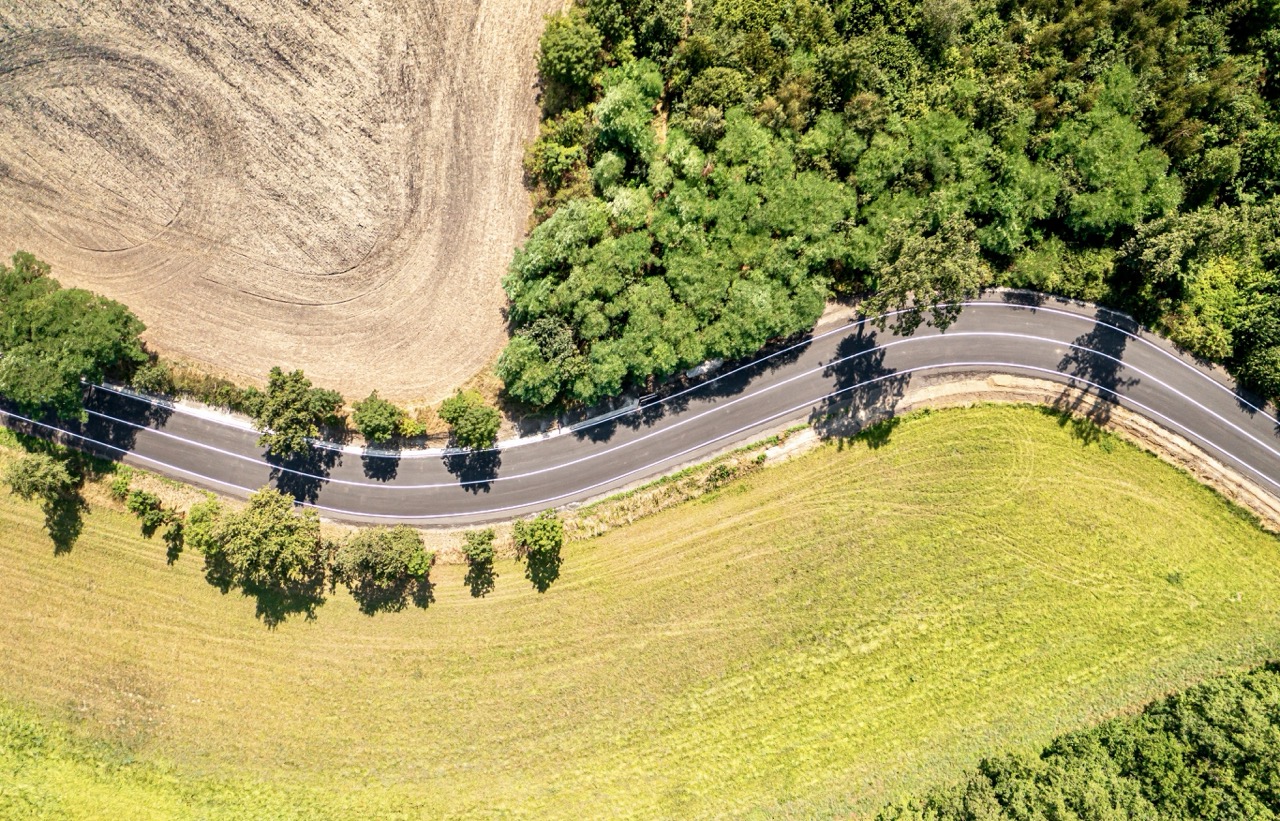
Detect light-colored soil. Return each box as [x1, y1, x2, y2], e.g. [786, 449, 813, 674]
[0, 0, 562, 402]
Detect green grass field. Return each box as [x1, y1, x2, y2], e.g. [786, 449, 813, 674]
[2, 405, 1280, 819]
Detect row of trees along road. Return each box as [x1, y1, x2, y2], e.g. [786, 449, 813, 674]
[501, 0, 1280, 409]
[0, 250, 502, 456]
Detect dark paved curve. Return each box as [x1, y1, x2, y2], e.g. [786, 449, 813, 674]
[6, 292, 1280, 526]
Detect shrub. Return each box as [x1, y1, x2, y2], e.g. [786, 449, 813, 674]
[438, 391, 501, 450]
[461, 529, 497, 598]
[513, 510, 564, 592]
[352, 391, 406, 445]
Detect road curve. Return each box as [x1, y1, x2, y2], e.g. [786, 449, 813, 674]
[5, 292, 1280, 526]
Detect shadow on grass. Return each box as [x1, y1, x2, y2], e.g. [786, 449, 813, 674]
[465, 561, 497, 598]
[524, 549, 562, 593]
[43, 494, 87, 555]
[202, 553, 326, 628]
[345, 577, 435, 615]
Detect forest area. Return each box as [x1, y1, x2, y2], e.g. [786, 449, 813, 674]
[499, 0, 1280, 409]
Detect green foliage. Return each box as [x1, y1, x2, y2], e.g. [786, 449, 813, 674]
[3, 452, 75, 504]
[2, 449, 86, 552]
[866, 214, 992, 333]
[878, 664, 1280, 820]
[461, 528, 497, 598]
[0, 251, 147, 419]
[129, 359, 175, 396]
[438, 390, 500, 450]
[246, 367, 345, 458]
[539, 9, 604, 111]
[191, 488, 325, 624]
[332, 525, 435, 614]
[513, 510, 565, 592]
[124, 489, 170, 537]
[508, 0, 1280, 408]
[351, 391, 406, 445]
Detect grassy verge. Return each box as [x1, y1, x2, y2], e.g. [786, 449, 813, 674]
[1, 405, 1279, 818]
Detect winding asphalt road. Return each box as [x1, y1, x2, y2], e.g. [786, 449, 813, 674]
[5, 292, 1280, 526]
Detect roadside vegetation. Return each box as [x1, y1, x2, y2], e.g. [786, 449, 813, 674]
[502, 0, 1280, 407]
[2, 405, 1279, 817]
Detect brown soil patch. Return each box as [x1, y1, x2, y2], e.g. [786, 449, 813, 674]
[0, 0, 562, 402]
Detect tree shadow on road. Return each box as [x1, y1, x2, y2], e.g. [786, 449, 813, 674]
[1053, 320, 1139, 443]
[361, 446, 400, 482]
[267, 447, 342, 505]
[442, 449, 502, 493]
[809, 326, 911, 447]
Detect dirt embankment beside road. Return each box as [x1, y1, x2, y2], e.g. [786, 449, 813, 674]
[0, 0, 561, 402]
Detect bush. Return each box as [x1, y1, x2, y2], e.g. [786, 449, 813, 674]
[4, 452, 76, 503]
[438, 391, 501, 450]
[332, 525, 435, 613]
[125, 489, 170, 537]
[461, 529, 497, 598]
[352, 391, 406, 445]
[513, 510, 564, 592]
[130, 360, 175, 396]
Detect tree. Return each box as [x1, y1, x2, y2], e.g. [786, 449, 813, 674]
[3, 451, 85, 553]
[352, 391, 406, 445]
[205, 488, 323, 589]
[438, 390, 501, 450]
[461, 528, 497, 598]
[332, 525, 435, 613]
[3, 452, 75, 504]
[538, 9, 604, 110]
[0, 252, 147, 419]
[513, 510, 564, 592]
[189, 488, 325, 624]
[865, 215, 992, 333]
[246, 367, 345, 458]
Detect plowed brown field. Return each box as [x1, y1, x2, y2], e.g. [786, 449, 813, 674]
[0, 0, 560, 402]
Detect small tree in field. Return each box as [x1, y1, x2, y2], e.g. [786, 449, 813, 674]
[245, 367, 345, 458]
[461, 528, 497, 598]
[188, 488, 326, 624]
[3, 451, 85, 552]
[438, 390, 501, 450]
[513, 510, 564, 592]
[3, 452, 75, 503]
[332, 525, 435, 613]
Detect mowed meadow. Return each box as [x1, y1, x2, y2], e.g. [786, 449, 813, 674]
[2, 405, 1280, 819]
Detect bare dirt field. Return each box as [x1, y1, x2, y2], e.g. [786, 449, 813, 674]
[0, 0, 562, 402]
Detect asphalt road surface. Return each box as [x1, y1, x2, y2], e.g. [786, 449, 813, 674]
[5, 292, 1280, 526]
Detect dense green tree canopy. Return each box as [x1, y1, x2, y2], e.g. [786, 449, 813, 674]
[879, 664, 1280, 820]
[0, 252, 147, 419]
[505, 0, 1280, 408]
